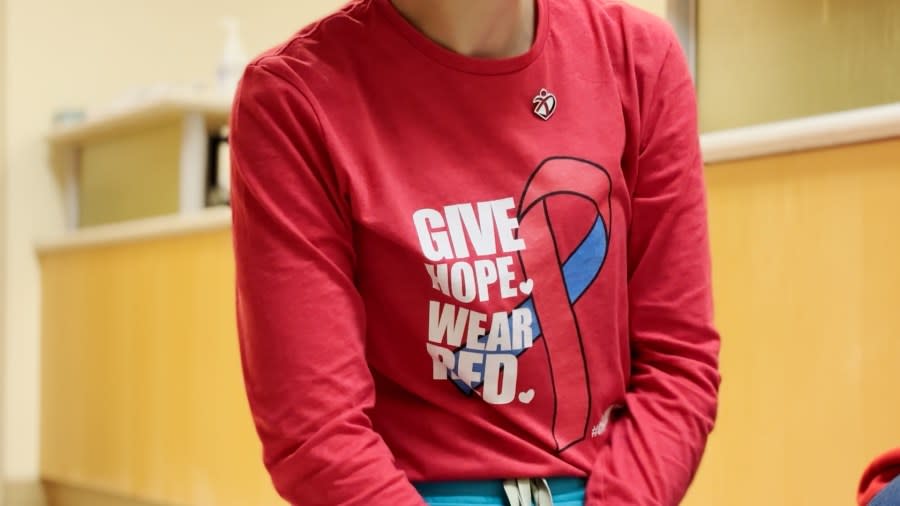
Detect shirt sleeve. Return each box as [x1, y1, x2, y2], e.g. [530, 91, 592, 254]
[585, 30, 722, 506]
[230, 62, 427, 506]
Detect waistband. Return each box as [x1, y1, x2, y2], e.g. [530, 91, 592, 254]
[414, 477, 586, 505]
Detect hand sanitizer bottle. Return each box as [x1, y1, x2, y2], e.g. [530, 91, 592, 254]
[217, 17, 248, 98]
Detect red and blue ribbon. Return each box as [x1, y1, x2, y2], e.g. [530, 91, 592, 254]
[451, 157, 612, 451]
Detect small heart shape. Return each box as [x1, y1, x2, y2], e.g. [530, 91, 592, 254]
[544, 95, 556, 113]
[518, 389, 535, 404]
[532, 89, 557, 121]
[519, 279, 534, 295]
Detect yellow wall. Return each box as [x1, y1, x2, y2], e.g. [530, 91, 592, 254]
[625, 0, 667, 18]
[699, 0, 900, 131]
[683, 138, 900, 505]
[0, 0, 8, 497]
[78, 122, 182, 226]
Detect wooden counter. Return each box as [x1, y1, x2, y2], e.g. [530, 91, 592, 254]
[40, 223, 283, 506]
[38, 104, 900, 506]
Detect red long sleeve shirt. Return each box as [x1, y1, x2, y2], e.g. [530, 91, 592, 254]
[230, 1, 721, 505]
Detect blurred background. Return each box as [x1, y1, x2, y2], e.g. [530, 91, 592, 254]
[1, 0, 899, 505]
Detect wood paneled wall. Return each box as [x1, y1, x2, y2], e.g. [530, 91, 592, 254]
[684, 138, 900, 505]
[40, 229, 282, 506]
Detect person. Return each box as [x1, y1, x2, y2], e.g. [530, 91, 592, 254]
[229, 0, 721, 504]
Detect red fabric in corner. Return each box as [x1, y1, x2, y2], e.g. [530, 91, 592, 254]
[859, 448, 900, 505]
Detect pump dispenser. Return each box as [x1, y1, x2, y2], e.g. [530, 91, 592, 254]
[217, 17, 248, 97]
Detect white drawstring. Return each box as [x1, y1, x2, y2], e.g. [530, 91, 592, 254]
[502, 478, 554, 506]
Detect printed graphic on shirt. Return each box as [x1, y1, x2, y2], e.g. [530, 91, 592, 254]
[412, 157, 612, 452]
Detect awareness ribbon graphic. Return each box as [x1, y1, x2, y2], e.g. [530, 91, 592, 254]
[451, 157, 612, 451]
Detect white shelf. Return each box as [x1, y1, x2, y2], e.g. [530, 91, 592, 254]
[36, 207, 232, 253]
[48, 93, 232, 147]
[702, 102, 900, 164]
[49, 92, 233, 230]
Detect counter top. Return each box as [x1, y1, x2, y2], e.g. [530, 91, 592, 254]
[36, 207, 232, 253]
[701, 102, 900, 163]
[48, 93, 232, 147]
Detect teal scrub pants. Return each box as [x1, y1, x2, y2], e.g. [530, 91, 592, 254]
[415, 477, 586, 506]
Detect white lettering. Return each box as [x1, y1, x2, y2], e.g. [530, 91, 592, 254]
[428, 300, 468, 346]
[413, 209, 453, 261]
[492, 198, 526, 253]
[483, 354, 517, 404]
[426, 343, 455, 380]
[511, 308, 534, 350]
